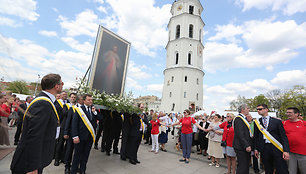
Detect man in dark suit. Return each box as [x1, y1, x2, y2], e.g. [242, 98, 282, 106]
[70, 94, 99, 174]
[254, 104, 290, 174]
[14, 96, 33, 145]
[54, 91, 70, 166]
[126, 103, 145, 165]
[63, 94, 82, 174]
[233, 104, 252, 174]
[10, 73, 63, 174]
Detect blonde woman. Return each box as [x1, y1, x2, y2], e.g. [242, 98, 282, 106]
[206, 114, 223, 167]
[150, 113, 166, 154]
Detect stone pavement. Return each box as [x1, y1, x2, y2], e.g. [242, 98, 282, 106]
[0, 127, 261, 174]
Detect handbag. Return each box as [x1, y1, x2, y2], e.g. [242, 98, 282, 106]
[221, 141, 227, 147]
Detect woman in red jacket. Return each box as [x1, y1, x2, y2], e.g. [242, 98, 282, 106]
[214, 113, 236, 174]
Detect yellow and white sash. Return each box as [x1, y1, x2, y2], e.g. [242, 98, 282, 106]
[65, 103, 71, 110]
[235, 115, 253, 137]
[254, 119, 283, 152]
[75, 106, 96, 142]
[57, 99, 64, 108]
[23, 96, 60, 125]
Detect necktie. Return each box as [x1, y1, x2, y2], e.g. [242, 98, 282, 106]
[87, 106, 92, 120]
[263, 117, 268, 129]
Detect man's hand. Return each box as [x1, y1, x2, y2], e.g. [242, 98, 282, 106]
[73, 137, 80, 144]
[283, 152, 290, 160]
[26, 170, 38, 174]
[246, 146, 251, 152]
[64, 135, 69, 139]
[254, 150, 259, 159]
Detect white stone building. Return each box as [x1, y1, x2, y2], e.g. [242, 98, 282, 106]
[160, 0, 205, 113]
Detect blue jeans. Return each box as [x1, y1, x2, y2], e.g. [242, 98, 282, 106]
[181, 133, 193, 159]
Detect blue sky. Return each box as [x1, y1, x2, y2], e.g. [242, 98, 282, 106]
[0, 0, 305, 113]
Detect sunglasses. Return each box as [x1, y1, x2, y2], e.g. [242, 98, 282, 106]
[183, 112, 186, 114]
[257, 108, 265, 111]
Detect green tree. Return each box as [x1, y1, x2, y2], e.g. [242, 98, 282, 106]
[279, 85, 306, 119]
[251, 94, 270, 111]
[7, 80, 30, 94]
[265, 89, 283, 112]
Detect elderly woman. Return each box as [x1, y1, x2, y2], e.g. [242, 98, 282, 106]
[198, 115, 210, 156]
[170, 109, 205, 163]
[214, 113, 236, 174]
[206, 114, 223, 168]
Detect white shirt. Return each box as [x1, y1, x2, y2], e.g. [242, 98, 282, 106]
[262, 115, 271, 143]
[42, 90, 55, 103]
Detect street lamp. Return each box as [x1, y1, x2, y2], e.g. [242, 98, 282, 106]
[34, 74, 41, 97]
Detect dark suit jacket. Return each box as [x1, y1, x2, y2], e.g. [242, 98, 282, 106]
[233, 114, 252, 151]
[63, 105, 76, 136]
[254, 117, 289, 153]
[71, 105, 98, 141]
[128, 113, 141, 137]
[17, 103, 27, 124]
[11, 92, 58, 173]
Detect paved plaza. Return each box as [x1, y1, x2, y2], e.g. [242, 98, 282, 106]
[0, 127, 260, 174]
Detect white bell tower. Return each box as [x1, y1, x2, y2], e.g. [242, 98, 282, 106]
[160, 0, 205, 113]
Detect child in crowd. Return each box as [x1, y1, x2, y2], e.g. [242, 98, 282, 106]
[150, 113, 166, 154]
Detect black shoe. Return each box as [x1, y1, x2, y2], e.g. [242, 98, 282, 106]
[106, 151, 110, 156]
[149, 143, 152, 145]
[101, 149, 105, 152]
[129, 159, 136, 165]
[135, 159, 140, 163]
[144, 142, 149, 144]
[94, 145, 98, 150]
[54, 160, 60, 166]
[64, 167, 70, 174]
[113, 151, 120, 155]
[121, 157, 126, 161]
[14, 142, 18, 145]
[80, 172, 86, 174]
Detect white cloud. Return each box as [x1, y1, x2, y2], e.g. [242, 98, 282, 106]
[271, 69, 306, 88]
[0, 0, 39, 21]
[97, 6, 107, 13]
[127, 61, 151, 80]
[235, 0, 306, 15]
[0, 16, 20, 27]
[38, 30, 58, 37]
[147, 84, 163, 93]
[204, 19, 306, 72]
[57, 9, 99, 37]
[0, 34, 91, 88]
[61, 37, 93, 54]
[126, 77, 143, 91]
[203, 69, 305, 112]
[103, 0, 171, 56]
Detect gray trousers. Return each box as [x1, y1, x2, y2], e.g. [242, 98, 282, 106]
[289, 152, 306, 174]
[181, 133, 193, 159]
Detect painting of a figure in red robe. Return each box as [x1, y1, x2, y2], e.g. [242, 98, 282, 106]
[89, 26, 130, 96]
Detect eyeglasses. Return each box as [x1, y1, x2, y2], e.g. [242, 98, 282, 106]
[257, 108, 265, 111]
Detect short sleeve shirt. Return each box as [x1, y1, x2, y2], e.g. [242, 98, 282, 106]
[179, 117, 196, 134]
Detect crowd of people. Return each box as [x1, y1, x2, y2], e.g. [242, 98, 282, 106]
[0, 74, 305, 174]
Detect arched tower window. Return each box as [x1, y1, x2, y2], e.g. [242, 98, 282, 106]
[172, 103, 175, 111]
[189, 24, 193, 38]
[171, 76, 174, 82]
[175, 52, 179, 64]
[197, 78, 199, 85]
[196, 93, 199, 100]
[188, 53, 191, 65]
[176, 25, 180, 39]
[184, 92, 187, 98]
[184, 76, 187, 82]
[170, 92, 172, 97]
[199, 29, 201, 42]
[189, 5, 194, 14]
